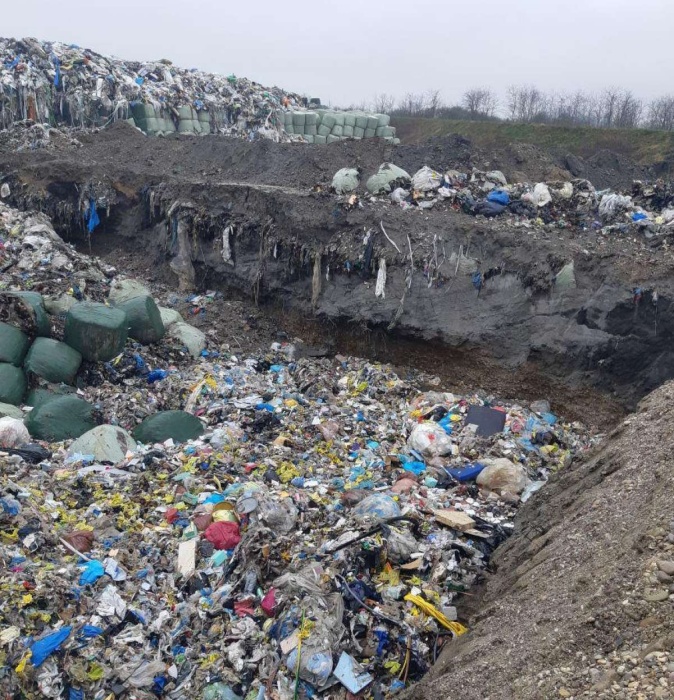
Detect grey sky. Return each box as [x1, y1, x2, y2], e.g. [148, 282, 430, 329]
[3, 0, 672, 108]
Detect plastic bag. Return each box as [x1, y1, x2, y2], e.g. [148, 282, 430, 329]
[411, 166, 442, 192]
[408, 422, 454, 458]
[352, 493, 401, 521]
[486, 189, 510, 206]
[0, 416, 29, 448]
[532, 183, 552, 207]
[205, 521, 241, 550]
[30, 626, 72, 666]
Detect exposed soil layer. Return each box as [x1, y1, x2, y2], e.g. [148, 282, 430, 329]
[408, 381, 674, 699]
[1, 124, 673, 431]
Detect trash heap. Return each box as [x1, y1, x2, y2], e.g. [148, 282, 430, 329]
[0, 202, 598, 697]
[0, 37, 395, 144]
[331, 163, 674, 236]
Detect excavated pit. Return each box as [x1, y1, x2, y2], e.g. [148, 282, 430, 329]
[4, 127, 674, 697]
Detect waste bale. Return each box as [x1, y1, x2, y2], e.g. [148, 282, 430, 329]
[1, 291, 51, 336]
[476, 458, 528, 495]
[0, 363, 26, 405]
[24, 338, 82, 384]
[25, 386, 75, 409]
[133, 411, 204, 443]
[64, 302, 128, 362]
[117, 295, 165, 345]
[25, 395, 96, 441]
[332, 168, 360, 194]
[108, 277, 151, 305]
[67, 425, 137, 463]
[366, 163, 411, 194]
[0, 322, 30, 366]
[159, 307, 182, 328]
[169, 322, 206, 357]
[43, 293, 77, 315]
[0, 402, 23, 420]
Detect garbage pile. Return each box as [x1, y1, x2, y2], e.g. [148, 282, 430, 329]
[0, 37, 395, 145]
[0, 199, 598, 696]
[331, 163, 674, 236]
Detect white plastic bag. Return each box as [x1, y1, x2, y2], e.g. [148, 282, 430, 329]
[412, 166, 442, 192]
[0, 417, 29, 448]
[407, 422, 453, 458]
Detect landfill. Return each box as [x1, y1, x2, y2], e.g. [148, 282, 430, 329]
[332, 162, 674, 237]
[0, 37, 395, 144]
[0, 197, 598, 698]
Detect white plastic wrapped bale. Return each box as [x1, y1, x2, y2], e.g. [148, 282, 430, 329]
[327, 135, 340, 144]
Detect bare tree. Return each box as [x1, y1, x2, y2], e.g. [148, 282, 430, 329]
[425, 89, 443, 118]
[371, 93, 395, 114]
[462, 88, 498, 119]
[648, 96, 674, 131]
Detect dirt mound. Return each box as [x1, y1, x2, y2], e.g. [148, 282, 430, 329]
[410, 381, 674, 699]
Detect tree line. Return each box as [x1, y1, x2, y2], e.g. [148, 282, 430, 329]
[346, 87, 674, 131]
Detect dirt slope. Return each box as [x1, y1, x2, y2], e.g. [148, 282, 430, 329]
[409, 381, 674, 699]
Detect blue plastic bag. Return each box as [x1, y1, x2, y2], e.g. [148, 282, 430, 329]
[403, 461, 426, 475]
[79, 560, 105, 586]
[632, 211, 648, 222]
[30, 626, 72, 666]
[487, 189, 510, 206]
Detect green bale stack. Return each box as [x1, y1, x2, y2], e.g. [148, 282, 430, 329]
[133, 410, 204, 444]
[25, 395, 96, 441]
[0, 322, 30, 366]
[0, 364, 26, 405]
[116, 295, 165, 345]
[24, 338, 82, 385]
[64, 302, 128, 362]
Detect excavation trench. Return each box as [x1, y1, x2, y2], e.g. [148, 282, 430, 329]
[8, 173, 671, 430]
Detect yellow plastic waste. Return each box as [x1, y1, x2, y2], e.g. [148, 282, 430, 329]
[404, 593, 467, 636]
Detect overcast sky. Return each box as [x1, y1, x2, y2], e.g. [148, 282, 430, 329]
[3, 0, 672, 109]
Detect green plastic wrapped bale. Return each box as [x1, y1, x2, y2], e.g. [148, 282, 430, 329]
[366, 163, 411, 194]
[178, 120, 194, 133]
[364, 128, 376, 138]
[0, 322, 30, 366]
[24, 338, 82, 384]
[354, 126, 365, 138]
[304, 135, 315, 143]
[178, 105, 193, 120]
[26, 385, 75, 409]
[377, 114, 391, 127]
[355, 116, 368, 129]
[0, 363, 26, 405]
[285, 124, 295, 135]
[343, 125, 354, 138]
[64, 302, 128, 362]
[314, 135, 327, 144]
[292, 112, 306, 127]
[317, 124, 331, 137]
[2, 292, 50, 337]
[334, 113, 345, 127]
[327, 135, 340, 144]
[25, 395, 96, 441]
[332, 168, 360, 194]
[117, 296, 165, 345]
[133, 410, 204, 444]
[305, 124, 317, 136]
[305, 112, 318, 126]
[367, 116, 379, 130]
[322, 113, 336, 129]
[344, 114, 356, 127]
[331, 125, 343, 137]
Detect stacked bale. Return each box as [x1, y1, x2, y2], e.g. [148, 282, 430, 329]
[281, 110, 398, 144]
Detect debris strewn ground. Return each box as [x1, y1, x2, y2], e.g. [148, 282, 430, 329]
[0, 201, 597, 697]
